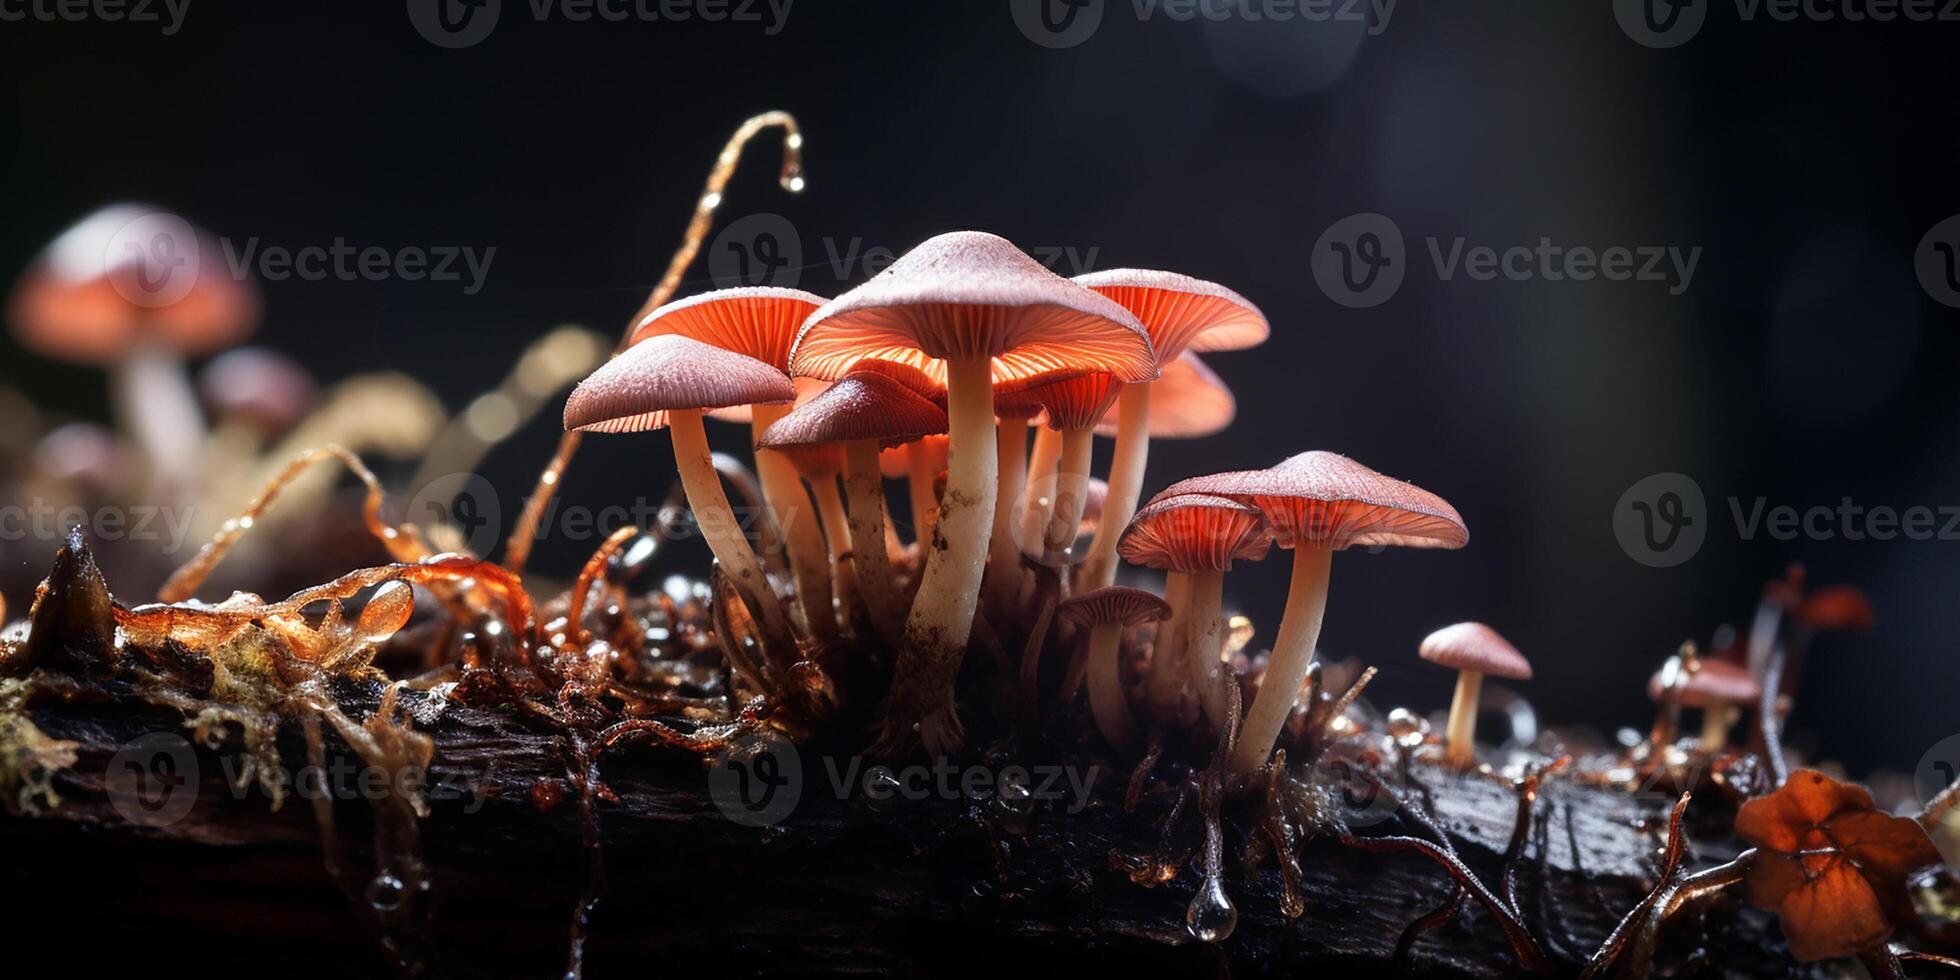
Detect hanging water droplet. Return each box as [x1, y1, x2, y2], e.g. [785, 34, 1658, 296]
[994, 775, 1034, 833]
[366, 872, 407, 912]
[1186, 877, 1237, 943]
[863, 766, 902, 812]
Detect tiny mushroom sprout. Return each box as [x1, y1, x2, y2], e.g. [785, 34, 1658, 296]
[758, 364, 948, 650]
[791, 231, 1156, 755]
[628, 286, 837, 643]
[9, 205, 260, 492]
[1117, 492, 1272, 731]
[1160, 451, 1468, 775]
[564, 333, 797, 678]
[1645, 656, 1761, 750]
[1057, 586, 1170, 753]
[1072, 268, 1269, 594]
[1418, 622, 1532, 766]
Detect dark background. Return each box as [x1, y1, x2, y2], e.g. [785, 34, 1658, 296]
[2, 0, 1956, 778]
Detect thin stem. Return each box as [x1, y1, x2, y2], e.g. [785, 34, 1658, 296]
[1086, 622, 1138, 751]
[1042, 427, 1094, 569]
[843, 440, 904, 650]
[1229, 544, 1333, 774]
[1185, 568, 1229, 730]
[906, 440, 939, 548]
[668, 409, 793, 662]
[810, 474, 855, 634]
[986, 417, 1030, 613]
[1021, 425, 1062, 554]
[752, 406, 834, 642]
[1444, 670, 1485, 766]
[1146, 571, 1193, 719]
[884, 356, 998, 756]
[1077, 382, 1151, 593]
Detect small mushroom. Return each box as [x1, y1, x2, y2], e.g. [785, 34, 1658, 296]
[197, 346, 317, 498]
[758, 364, 947, 650]
[1164, 451, 1468, 774]
[629, 286, 835, 642]
[1117, 492, 1271, 730]
[1418, 622, 1533, 766]
[565, 333, 797, 674]
[792, 231, 1155, 755]
[1646, 656, 1760, 751]
[9, 205, 259, 493]
[1057, 586, 1170, 752]
[1072, 269, 1268, 594]
[1007, 369, 1127, 572]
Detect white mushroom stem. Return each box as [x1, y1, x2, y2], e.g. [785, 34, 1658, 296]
[1076, 383, 1151, 592]
[843, 440, 905, 650]
[1443, 669, 1484, 766]
[668, 408, 795, 662]
[1701, 703, 1734, 750]
[1145, 571, 1193, 718]
[809, 472, 857, 633]
[1041, 428, 1095, 569]
[1022, 425, 1063, 552]
[889, 355, 997, 755]
[907, 440, 939, 548]
[1183, 567, 1230, 731]
[1228, 543, 1333, 774]
[115, 339, 207, 499]
[1086, 621, 1139, 751]
[986, 417, 1030, 612]
[751, 405, 836, 642]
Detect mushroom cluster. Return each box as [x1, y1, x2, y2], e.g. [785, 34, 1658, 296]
[562, 230, 1505, 773]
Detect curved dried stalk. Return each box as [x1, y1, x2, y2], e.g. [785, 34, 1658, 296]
[503, 111, 805, 575]
[565, 525, 641, 651]
[1580, 792, 1695, 979]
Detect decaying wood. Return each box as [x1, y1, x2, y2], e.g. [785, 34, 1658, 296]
[0, 532, 1820, 978]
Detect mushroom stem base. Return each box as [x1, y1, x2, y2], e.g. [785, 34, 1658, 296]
[1444, 670, 1484, 767]
[1227, 544, 1332, 774]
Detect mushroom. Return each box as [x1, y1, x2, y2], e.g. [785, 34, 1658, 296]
[1116, 492, 1272, 730]
[758, 365, 948, 650]
[8, 205, 260, 493]
[628, 286, 836, 641]
[1418, 622, 1533, 766]
[565, 333, 797, 672]
[1057, 586, 1170, 752]
[197, 346, 317, 499]
[1011, 370, 1127, 574]
[791, 231, 1155, 754]
[1094, 351, 1235, 440]
[1072, 269, 1268, 593]
[1161, 451, 1467, 774]
[1646, 657, 1760, 751]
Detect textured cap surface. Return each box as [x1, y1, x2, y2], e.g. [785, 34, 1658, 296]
[1119, 493, 1272, 572]
[1074, 267, 1267, 362]
[1097, 351, 1234, 438]
[1419, 622, 1531, 680]
[631, 286, 827, 370]
[564, 333, 795, 434]
[790, 231, 1157, 386]
[1057, 585, 1172, 629]
[1161, 451, 1466, 551]
[1646, 658, 1762, 706]
[757, 369, 948, 448]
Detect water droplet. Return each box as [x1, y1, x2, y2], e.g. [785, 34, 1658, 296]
[1186, 877, 1237, 943]
[366, 873, 407, 912]
[994, 776, 1034, 833]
